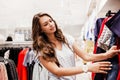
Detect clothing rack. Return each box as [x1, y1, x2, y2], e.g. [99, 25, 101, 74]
[0, 41, 32, 49]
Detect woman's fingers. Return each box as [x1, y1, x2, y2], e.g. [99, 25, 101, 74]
[98, 62, 112, 74]
[99, 67, 111, 71]
[98, 70, 108, 74]
[92, 61, 112, 74]
[96, 66, 111, 74]
[110, 45, 117, 50]
[99, 62, 112, 67]
[100, 64, 112, 67]
[109, 46, 120, 53]
[97, 61, 111, 64]
[98, 61, 112, 67]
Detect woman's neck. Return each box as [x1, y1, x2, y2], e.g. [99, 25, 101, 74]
[47, 34, 57, 42]
[47, 34, 62, 50]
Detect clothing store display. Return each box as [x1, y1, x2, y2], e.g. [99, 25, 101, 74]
[106, 10, 120, 80]
[0, 45, 48, 80]
[0, 0, 119, 80]
[93, 10, 120, 80]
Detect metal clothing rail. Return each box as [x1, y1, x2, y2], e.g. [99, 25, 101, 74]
[0, 41, 33, 49]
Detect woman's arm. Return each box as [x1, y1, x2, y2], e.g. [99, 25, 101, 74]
[39, 56, 112, 77]
[39, 56, 83, 77]
[73, 42, 120, 62]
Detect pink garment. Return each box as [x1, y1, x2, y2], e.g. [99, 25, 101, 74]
[0, 62, 8, 80]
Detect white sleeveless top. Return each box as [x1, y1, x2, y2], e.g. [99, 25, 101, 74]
[48, 34, 76, 80]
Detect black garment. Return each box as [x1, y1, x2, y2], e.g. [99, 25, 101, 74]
[106, 10, 120, 37]
[94, 33, 119, 80]
[0, 57, 18, 80]
[0, 47, 23, 66]
[106, 55, 119, 80]
[27, 60, 35, 80]
[94, 14, 120, 80]
[94, 47, 106, 80]
[5, 59, 18, 80]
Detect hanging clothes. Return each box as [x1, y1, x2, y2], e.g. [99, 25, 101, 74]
[0, 47, 23, 66]
[0, 62, 8, 80]
[94, 18, 104, 44]
[17, 48, 29, 80]
[0, 57, 18, 80]
[106, 10, 120, 37]
[93, 11, 120, 80]
[93, 17, 110, 80]
[23, 49, 36, 80]
[97, 25, 112, 51]
[105, 10, 120, 80]
[0, 43, 33, 80]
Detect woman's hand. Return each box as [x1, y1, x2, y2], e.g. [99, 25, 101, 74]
[88, 61, 112, 74]
[105, 45, 120, 58]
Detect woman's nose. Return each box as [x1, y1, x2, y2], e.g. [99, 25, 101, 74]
[49, 22, 53, 26]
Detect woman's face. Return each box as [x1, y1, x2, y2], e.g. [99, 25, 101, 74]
[39, 15, 56, 34]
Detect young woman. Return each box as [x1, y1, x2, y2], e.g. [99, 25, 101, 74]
[32, 12, 120, 80]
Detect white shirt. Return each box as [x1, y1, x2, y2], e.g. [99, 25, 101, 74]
[48, 34, 76, 80]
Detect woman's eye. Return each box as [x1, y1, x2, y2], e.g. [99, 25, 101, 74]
[49, 20, 52, 22]
[43, 19, 53, 26]
[49, 19, 53, 22]
[43, 23, 48, 26]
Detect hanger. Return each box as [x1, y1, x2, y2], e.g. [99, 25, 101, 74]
[106, 10, 116, 17]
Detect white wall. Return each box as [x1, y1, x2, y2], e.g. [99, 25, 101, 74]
[97, 0, 120, 18]
[0, 0, 90, 28]
[0, 0, 92, 38]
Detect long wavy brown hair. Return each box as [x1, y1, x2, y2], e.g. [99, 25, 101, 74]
[32, 12, 72, 66]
